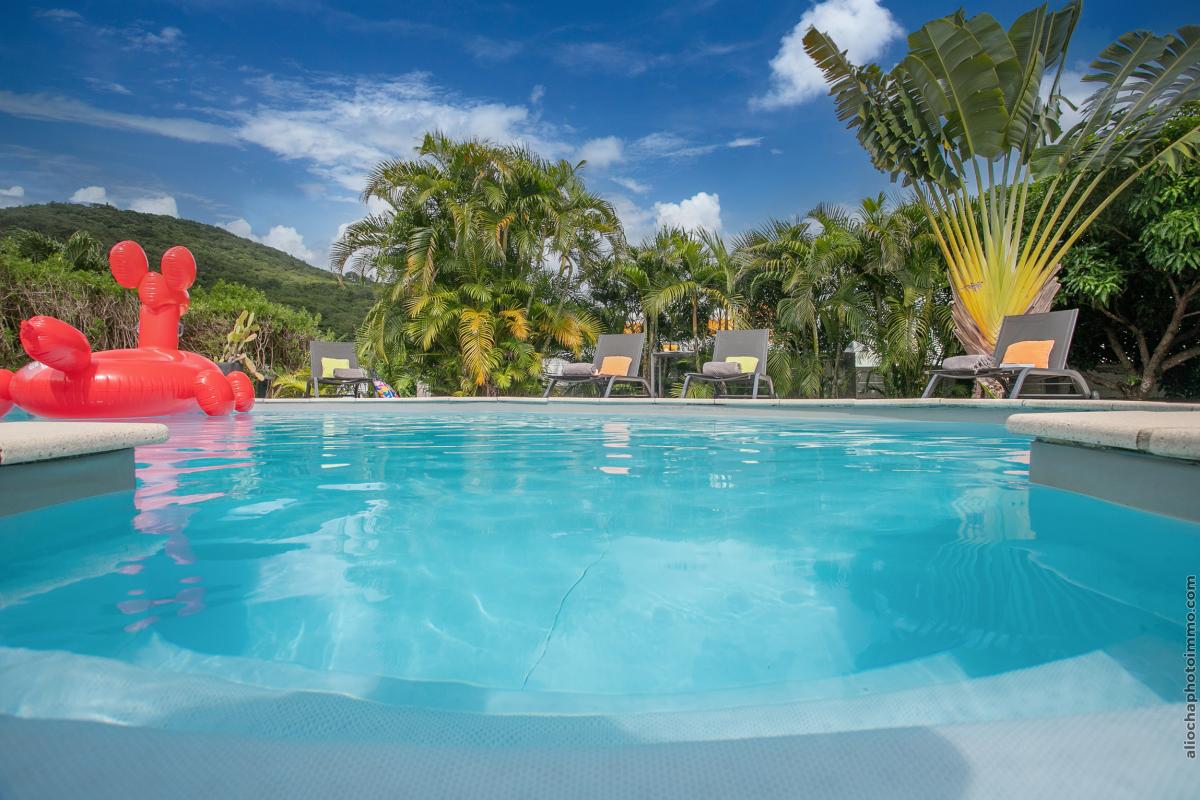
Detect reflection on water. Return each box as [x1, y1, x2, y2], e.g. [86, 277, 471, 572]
[0, 411, 1196, 714]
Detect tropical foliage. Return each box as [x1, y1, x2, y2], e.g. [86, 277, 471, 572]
[332, 133, 616, 395]
[803, 1, 1200, 355]
[1056, 107, 1200, 398]
[738, 195, 957, 398]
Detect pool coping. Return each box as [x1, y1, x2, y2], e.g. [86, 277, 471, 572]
[1005, 410, 1200, 522]
[0, 422, 169, 517]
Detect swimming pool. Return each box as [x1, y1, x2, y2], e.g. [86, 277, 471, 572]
[1, 408, 1194, 736]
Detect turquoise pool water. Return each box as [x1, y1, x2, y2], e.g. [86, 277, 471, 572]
[0, 410, 1195, 722]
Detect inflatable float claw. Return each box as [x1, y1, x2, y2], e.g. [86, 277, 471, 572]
[0, 240, 254, 418]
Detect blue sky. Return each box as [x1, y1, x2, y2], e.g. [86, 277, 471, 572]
[0, 0, 1193, 266]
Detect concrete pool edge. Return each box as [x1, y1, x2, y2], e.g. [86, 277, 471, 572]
[0, 422, 169, 517]
[1008, 411, 1200, 521]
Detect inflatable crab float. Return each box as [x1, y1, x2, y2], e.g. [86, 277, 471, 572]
[0, 240, 254, 418]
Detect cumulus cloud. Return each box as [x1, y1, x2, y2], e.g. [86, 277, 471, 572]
[0, 185, 25, 208]
[221, 218, 317, 264]
[530, 84, 545, 104]
[654, 191, 722, 233]
[608, 194, 657, 245]
[611, 176, 650, 194]
[70, 185, 109, 204]
[130, 195, 179, 217]
[577, 136, 623, 169]
[753, 0, 902, 110]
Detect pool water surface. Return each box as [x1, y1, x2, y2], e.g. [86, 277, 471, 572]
[0, 410, 1195, 721]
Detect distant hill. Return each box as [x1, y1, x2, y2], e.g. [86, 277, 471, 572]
[0, 203, 375, 337]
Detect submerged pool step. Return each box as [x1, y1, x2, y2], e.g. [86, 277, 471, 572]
[0, 643, 1166, 745]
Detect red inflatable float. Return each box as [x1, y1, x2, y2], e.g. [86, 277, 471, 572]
[0, 240, 254, 418]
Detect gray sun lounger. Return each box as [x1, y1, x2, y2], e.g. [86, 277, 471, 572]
[542, 332, 651, 398]
[922, 309, 1092, 399]
[681, 329, 776, 399]
[308, 341, 373, 398]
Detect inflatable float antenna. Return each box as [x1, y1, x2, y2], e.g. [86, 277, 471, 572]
[110, 241, 196, 350]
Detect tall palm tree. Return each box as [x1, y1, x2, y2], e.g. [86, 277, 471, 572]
[644, 228, 745, 351]
[331, 133, 608, 395]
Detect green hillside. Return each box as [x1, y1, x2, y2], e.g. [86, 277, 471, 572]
[0, 203, 374, 337]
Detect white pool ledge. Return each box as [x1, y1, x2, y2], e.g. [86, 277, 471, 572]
[0, 422, 169, 466]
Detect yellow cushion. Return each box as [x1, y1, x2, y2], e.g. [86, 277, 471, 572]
[597, 355, 632, 376]
[725, 356, 759, 374]
[1000, 340, 1054, 369]
[321, 357, 351, 378]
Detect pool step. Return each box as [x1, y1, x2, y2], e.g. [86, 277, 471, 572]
[0, 644, 1165, 744]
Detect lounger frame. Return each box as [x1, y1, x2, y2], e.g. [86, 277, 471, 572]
[922, 310, 1092, 399]
[542, 333, 652, 398]
[681, 330, 777, 400]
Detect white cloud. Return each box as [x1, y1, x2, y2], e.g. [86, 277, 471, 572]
[633, 131, 719, 159]
[654, 191, 722, 233]
[727, 136, 763, 148]
[34, 8, 82, 21]
[130, 195, 179, 217]
[0, 91, 235, 144]
[135, 26, 183, 51]
[753, 0, 902, 110]
[85, 78, 133, 96]
[612, 176, 650, 194]
[260, 225, 316, 263]
[234, 74, 569, 191]
[530, 84, 545, 104]
[70, 185, 108, 204]
[577, 136, 623, 169]
[608, 194, 656, 245]
[0, 185, 24, 208]
[1047, 68, 1091, 133]
[221, 218, 317, 264]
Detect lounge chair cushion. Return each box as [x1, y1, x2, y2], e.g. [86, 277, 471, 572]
[702, 361, 742, 377]
[597, 356, 632, 376]
[1000, 339, 1054, 369]
[724, 356, 759, 374]
[941, 354, 995, 372]
[320, 357, 351, 378]
[332, 367, 369, 380]
[561, 362, 596, 378]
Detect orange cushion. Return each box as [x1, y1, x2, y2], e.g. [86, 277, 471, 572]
[597, 355, 632, 376]
[1000, 340, 1054, 369]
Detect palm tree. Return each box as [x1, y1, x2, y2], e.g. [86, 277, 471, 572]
[644, 228, 745, 352]
[804, 1, 1200, 355]
[332, 133, 608, 395]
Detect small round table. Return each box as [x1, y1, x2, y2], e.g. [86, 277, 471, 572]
[649, 350, 697, 397]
